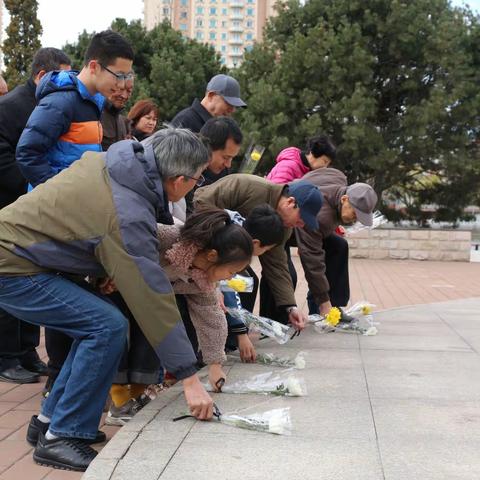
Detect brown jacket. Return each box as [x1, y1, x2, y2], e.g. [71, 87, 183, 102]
[194, 174, 296, 307]
[295, 168, 347, 304]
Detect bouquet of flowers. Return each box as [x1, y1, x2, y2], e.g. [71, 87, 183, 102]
[227, 307, 295, 344]
[206, 370, 307, 396]
[255, 351, 306, 369]
[218, 407, 292, 435]
[310, 301, 378, 335]
[343, 211, 388, 236]
[219, 274, 254, 293]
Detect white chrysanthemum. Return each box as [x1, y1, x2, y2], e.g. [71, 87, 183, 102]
[270, 321, 285, 337]
[294, 353, 306, 369]
[364, 326, 378, 336]
[285, 377, 305, 396]
[268, 415, 287, 435]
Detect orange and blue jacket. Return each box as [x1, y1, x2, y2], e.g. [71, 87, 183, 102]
[16, 70, 104, 187]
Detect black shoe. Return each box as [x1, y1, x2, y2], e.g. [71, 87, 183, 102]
[0, 365, 39, 384]
[33, 433, 97, 472]
[27, 415, 107, 447]
[22, 359, 48, 376]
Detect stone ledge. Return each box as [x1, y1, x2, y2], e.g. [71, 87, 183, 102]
[347, 228, 471, 262]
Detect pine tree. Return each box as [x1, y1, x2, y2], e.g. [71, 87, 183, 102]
[2, 0, 42, 88]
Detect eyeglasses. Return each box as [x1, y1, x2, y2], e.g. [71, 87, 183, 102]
[183, 174, 205, 187]
[100, 64, 135, 83]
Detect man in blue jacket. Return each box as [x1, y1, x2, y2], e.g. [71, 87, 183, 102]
[16, 30, 134, 186]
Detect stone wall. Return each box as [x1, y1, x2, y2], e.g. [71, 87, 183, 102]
[347, 228, 471, 261]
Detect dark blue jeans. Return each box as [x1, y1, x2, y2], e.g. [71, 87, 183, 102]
[0, 273, 128, 439]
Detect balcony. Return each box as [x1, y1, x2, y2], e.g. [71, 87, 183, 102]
[228, 37, 244, 45]
[229, 51, 244, 57]
[230, 1, 244, 7]
[229, 25, 244, 33]
[230, 13, 244, 20]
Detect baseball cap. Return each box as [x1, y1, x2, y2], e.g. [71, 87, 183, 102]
[346, 183, 378, 226]
[287, 180, 323, 230]
[206, 74, 247, 108]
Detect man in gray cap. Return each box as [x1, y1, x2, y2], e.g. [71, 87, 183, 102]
[171, 74, 246, 133]
[295, 167, 377, 317]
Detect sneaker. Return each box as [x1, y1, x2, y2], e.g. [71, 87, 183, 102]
[27, 415, 106, 447]
[135, 393, 151, 409]
[33, 432, 97, 472]
[105, 399, 142, 426]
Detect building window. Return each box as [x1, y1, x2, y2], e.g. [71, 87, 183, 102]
[180, 23, 187, 31]
[222, 8, 227, 15]
[246, 33, 253, 40]
[163, 8, 169, 15]
[196, 19, 203, 26]
[197, 7, 204, 14]
[210, 7, 217, 14]
[210, 32, 216, 40]
[180, 11, 187, 19]
[246, 20, 253, 27]
[221, 21, 227, 27]
[181, 0, 187, 5]
[221, 45, 226, 52]
[247, 8, 254, 16]
[221, 33, 227, 40]
[210, 19, 216, 27]
[196, 31, 204, 40]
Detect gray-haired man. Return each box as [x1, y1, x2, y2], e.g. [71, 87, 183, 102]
[0, 127, 213, 471]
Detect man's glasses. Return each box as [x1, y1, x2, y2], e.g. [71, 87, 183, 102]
[183, 174, 205, 187]
[100, 64, 135, 83]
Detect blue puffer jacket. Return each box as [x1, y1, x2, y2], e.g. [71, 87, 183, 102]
[16, 70, 105, 187]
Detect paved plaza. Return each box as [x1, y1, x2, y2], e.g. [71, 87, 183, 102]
[0, 257, 479, 479]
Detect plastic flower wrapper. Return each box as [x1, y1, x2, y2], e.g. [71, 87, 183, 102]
[220, 274, 254, 293]
[206, 370, 307, 396]
[343, 210, 388, 236]
[219, 407, 292, 436]
[309, 301, 378, 335]
[227, 307, 295, 344]
[255, 351, 307, 369]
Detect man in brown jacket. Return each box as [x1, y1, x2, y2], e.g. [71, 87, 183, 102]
[194, 173, 323, 330]
[295, 168, 377, 316]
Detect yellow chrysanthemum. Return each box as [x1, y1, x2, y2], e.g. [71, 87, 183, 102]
[361, 305, 372, 315]
[325, 307, 341, 326]
[226, 278, 247, 292]
[251, 151, 261, 161]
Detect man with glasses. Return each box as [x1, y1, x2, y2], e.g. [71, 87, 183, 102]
[16, 30, 134, 187]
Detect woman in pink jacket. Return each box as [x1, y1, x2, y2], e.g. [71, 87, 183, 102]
[266, 135, 336, 184]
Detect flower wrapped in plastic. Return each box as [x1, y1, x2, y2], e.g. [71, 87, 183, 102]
[206, 370, 307, 396]
[220, 274, 254, 293]
[343, 210, 388, 236]
[309, 301, 378, 335]
[255, 351, 306, 369]
[226, 307, 295, 344]
[219, 407, 292, 435]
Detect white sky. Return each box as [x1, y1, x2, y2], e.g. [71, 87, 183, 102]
[1, 0, 479, 49]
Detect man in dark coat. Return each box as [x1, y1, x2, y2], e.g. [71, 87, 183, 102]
[0, 47, 71, 384]
[170, 74, 246, 133]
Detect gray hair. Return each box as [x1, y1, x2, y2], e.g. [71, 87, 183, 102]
[146, 126, 210, 179]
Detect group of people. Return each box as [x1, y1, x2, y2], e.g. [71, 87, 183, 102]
[0, 30, 377, 473]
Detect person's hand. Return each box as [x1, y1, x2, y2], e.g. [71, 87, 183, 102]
[217, 290, 227, 313]
[238, 334, 256, 362]
[99, 278, 117, 295]
[182, 374, 214, 420]
[288, 307, 306, 331]
[319, 300, 333, 316]
[208, 364, 226, 393]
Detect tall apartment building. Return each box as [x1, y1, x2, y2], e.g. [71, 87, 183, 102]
[144, 0, 278, 68]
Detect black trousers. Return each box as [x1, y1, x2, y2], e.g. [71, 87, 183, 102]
[0, 308, 41, 369]
[307, 234, 350, 313]
[259, 244, 297, 325]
